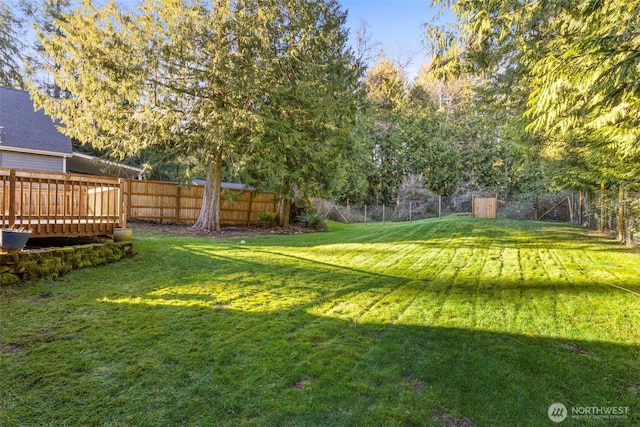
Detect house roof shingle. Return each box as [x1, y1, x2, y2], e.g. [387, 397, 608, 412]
[0, 86, 72, 155]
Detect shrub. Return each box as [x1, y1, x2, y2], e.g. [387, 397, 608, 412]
[258, 210, 277, 228]
[394, 174, 439, 221]
[296, 211, 327, 231]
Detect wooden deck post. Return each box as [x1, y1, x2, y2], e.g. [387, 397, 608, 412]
[8, 169, 16, 226]
[118, 179, 126, 228]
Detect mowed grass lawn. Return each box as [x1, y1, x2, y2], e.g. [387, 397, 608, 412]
[1, 217, 639, 426]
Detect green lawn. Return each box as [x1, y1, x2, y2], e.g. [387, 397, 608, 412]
[1, 217, 639, 426]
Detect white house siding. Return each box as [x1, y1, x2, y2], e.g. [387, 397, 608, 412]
[0, 151, 65, 172]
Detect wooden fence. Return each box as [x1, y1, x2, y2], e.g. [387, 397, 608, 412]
[122, 179, 280, 226]
[0, 169, 279, 238]
[0, 168, 122, 238]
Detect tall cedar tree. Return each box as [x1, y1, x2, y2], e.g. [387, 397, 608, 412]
[234, 0, 362, 226]
[30, 0, 361, 230]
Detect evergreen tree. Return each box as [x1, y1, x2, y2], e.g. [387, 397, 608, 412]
[30, 0, 360, 230]
[0, 0, 24, 87]
[363, 53, 408, 205]
[427, 0, 640, 185]
[234, 0, 363, 226]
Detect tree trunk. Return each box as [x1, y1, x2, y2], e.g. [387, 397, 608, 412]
[578, 190, 583, 225]
[193, 153, 222, 232]
[600, 182, 606, 234]
[278, 196, 291, 228]
[587, 188, 594, 230]
[276, 176, 292, 228]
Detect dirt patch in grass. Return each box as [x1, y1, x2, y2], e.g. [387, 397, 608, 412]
[0, 342, 28, 358]
[432, 412, 475, 427]
[561, 343, 597, 358]
[130, 220, 315, 239]
[403, 376, 426, 392]
[292, 375, 316, 390]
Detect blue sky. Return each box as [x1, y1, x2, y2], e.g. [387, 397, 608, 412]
[26, 0, 449, 80]
[111, 0, 448, 78]
[340, 0, 446, 78]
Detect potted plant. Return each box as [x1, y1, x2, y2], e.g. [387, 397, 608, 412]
[113, 227, 133, 243]
[113, 214, 132, 243]
[1, 225, 32, 252]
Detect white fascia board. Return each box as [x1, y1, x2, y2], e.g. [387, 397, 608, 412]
[0, 145, 72, 158]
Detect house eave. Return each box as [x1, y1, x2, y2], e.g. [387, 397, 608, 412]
[0, 145, 72, 158]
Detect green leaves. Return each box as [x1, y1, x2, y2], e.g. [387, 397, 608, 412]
[0, 1, 24, 88]
[239, 0, 362, 207]
[524, 0, 640, 183]
[30, 0, 362, 229]
[429, 0, 640, 188]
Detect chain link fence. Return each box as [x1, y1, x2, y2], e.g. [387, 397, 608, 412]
[313, 189, 640, 246]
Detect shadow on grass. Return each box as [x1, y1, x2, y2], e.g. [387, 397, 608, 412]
[2, 223, 639, 426]
[109, 245, 637, 425]
[3, 292, 638, 426]
[181, 239, 640, 299]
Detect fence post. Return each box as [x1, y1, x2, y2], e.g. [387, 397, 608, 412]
[121, 179, 132, 227]
[618, 187, 625, 243]
[176, 184, 182, 224]
[8, 169, 16, 226]
[570, 193, 575, 223]
[128, 181, 133, 225]
[438, 195, 441, 218]
[364, 205, 367, 224]
[409, 202, 412, 223]
[472, 196, 475, 217]
[382, 204, 385, 224]
[246, 190, 253, 226]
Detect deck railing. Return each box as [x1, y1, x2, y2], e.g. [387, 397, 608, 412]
[0, 168, 122, 238]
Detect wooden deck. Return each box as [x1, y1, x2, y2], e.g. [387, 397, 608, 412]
[0, 168, 282, 239]
[0, 169, 123, 238]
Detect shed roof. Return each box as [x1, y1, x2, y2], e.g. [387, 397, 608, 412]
[0, 86, 72, 155]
